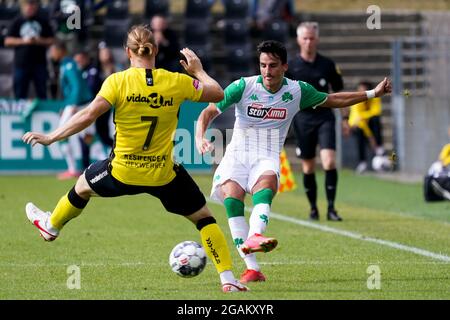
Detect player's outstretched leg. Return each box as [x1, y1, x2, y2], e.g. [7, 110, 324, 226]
[242, 188, 278, 255]
[224, 197, 266, 284]
[25, 203, 59, 241]
[26, 185, 89, 241]
[194, 214, 248, 293]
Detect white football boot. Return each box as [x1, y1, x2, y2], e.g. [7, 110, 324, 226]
[222, 280, 249, 293]
[25, 202, 59, 241]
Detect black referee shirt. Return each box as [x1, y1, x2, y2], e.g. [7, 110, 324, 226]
[286, 53, 343, 116]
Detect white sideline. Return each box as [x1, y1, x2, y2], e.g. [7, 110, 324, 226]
[207, 199, 450, 263]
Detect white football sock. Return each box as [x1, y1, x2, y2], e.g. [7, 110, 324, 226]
[219, 270, 236, 285]
[228, 216, 250, 258]
[248, 203, 270, 236]
[228, 216, 260, 271]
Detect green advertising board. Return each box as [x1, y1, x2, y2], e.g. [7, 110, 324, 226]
[0, 98, 211, 173]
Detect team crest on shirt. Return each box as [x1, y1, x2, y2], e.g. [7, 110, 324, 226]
[247, 103, 287, 120]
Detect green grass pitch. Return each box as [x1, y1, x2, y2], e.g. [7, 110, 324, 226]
[0, 170, 449, 299]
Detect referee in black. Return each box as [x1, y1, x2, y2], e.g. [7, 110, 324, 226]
[286, 22, 349, 221]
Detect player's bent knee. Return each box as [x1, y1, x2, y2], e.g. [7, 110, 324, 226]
[322, 158, 336, 170]
[252, 173, 278, 195]
[74, 174, 95, 200]
[323, 163, 336, 171]
[220, 180, 245, 201]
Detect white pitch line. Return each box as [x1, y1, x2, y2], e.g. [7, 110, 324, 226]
[207, 199, 450, 263]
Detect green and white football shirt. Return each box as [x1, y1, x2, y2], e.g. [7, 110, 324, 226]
[215, 75, 327, 157]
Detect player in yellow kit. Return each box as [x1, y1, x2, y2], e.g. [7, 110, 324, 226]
[348, 81, 385, 173]
[22, 25, 247, 293]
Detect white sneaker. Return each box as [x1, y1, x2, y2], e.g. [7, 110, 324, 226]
[222, 280, 249, 293]
[25, 203, 59, 241]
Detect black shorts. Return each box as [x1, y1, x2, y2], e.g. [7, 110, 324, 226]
[292, 112, 336, 159]
[85, 159, 206, 216]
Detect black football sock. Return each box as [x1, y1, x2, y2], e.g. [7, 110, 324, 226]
[303, 173, 317, 210]
[325, 169, 338, 210]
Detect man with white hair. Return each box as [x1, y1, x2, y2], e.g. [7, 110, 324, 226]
[286, 22, 348, 222]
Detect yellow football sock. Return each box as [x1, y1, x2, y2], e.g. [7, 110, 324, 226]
[50, 188, 88, 230]
[200, 223, 233, 274]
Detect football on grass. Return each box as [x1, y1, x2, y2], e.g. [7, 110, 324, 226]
[169, 241, 207, 277]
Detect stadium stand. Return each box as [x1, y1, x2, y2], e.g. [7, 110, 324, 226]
[145, 0, 169, 18]
[0, 48, 13, 74]
[106, 0, 129, 19]
[262, 19, 289, 43]
[189, 44, 212, 72]
[224, 19, 249, 45]
[226, 44, 253, 76]
[104, 1, 130, 47]
[104, 18, 131, 47]
[224, 0, 249, 19]
[185, 0, 211, 19]
[184, 18, 209, 46]
[0, 0, 20, 20]
[0, 0, 19, 47]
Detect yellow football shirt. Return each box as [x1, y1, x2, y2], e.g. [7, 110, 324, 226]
[348, 97, 382, 138]
[97, 67, 203, 186]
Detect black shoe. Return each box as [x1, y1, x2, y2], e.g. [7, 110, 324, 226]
[327, 209, 343, 221]
[309, 208, 319, 220]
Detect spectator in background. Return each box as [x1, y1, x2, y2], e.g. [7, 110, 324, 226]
[348, 81, 385, 173]
[286, 22, 347, 222]
[5, 0, 54, 99]
[49, 41, 93, 180]
[150, 15, 180, 72]
[48, 52, 60, 99]
[98, 41, 125, 79]
[74, 50, 102, 95]
[74, 50, 105, 170]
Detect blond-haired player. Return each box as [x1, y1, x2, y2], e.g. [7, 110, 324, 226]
[23, 25, 247, 293]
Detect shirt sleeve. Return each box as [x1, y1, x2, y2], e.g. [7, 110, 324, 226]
[216, 78, 246, 112]
[329, 62, 344, 92]
[178, 73, 203, 102]
[97, 73, 118, 106]
[298, 81, 328, 110]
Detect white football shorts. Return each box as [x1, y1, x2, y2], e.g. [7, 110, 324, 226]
[210, 150, 280, 202]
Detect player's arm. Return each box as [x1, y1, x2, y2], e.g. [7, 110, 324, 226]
[329, 63, 351, 132]
[195, 78, 245, 154]
[4, 36, 28, 47]
[179, 48, 224, 102]
[22, 96, 111, 147]
[321, 78, 392, 109]
[32, 36, 55, 47]
[195, 104, 220, 154]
